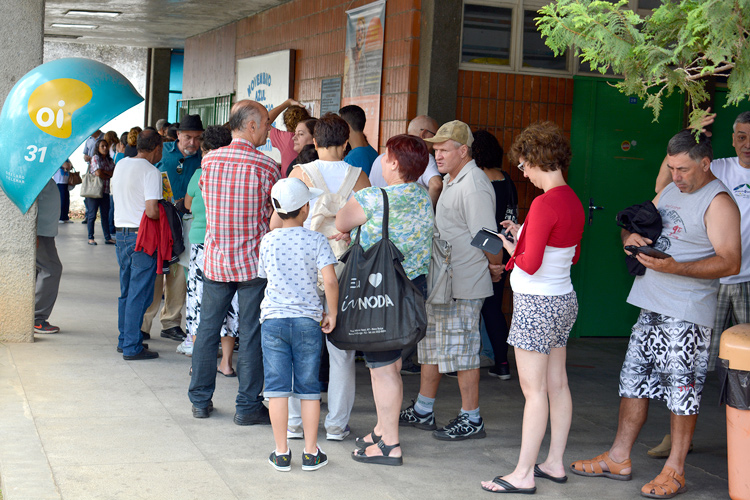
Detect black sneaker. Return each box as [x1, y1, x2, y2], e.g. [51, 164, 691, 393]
[444, 371, 458, 378]
[433, 413, 486, 441]
[123, 348, 159, 360]
[117, 343, 148, 353]
[34, 321, 60, 334]
[399, 402, 436, 430]
[489, 363, 512, 380]
[268, 450, 292, 472]
[302, 447, 328, 471]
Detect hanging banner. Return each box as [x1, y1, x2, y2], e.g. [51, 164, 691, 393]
[0, 58, 143, 214]
[342, 0, 385, 148]
[236, 50, 295, 165]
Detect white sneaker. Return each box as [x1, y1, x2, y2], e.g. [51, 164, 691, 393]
[325, 425, 351, 441]
[176, 339, 193, 356]
[287, 426, 304, 440]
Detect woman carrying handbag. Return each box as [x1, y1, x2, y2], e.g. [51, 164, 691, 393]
[335, 134, 434, 466]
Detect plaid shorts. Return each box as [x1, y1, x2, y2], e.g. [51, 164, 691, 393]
[418, 298, 484, 373]
[708, 282, 750, 371]
[619, 310, 711, 416]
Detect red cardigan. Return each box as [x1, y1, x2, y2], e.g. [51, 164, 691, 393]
[506, 185, 584, 274]
[135, 204, 173, 274]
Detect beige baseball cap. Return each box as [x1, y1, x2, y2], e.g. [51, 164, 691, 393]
[423, 120, 474, 147]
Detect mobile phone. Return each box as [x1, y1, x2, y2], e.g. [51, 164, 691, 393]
[483, 226, 514, 243]
[625, 245, 671, 259]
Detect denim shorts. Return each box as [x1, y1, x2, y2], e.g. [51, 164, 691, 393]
[261, 317, 323, 399]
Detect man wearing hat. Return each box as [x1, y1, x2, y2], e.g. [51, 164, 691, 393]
[141, 114, 204, 342]
[399, 120, 502, 440]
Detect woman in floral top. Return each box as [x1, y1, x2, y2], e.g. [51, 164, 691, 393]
[87, 139, 115, 245]
[336, 134, 434, 466]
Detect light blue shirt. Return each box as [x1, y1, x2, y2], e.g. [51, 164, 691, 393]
[344, 145, 378, 176]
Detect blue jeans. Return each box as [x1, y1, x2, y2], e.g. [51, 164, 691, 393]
[57, 183, 70, 221]
[262, 317, 323, 399]
[116, 230, 157, 356]
[87, 195, 111, 240]
[108, 194, 116, 236]
[188, 277, 266, 413]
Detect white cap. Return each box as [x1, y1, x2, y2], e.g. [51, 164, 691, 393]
[271, 178, 323, 214]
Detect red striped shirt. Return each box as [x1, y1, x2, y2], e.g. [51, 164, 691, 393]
[200, 138, 280, 282]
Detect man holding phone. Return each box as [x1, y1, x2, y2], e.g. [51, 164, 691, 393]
[571, 130, 741, 498]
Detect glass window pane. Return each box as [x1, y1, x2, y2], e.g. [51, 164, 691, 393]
[522, 10, 566, 70]
[461, 5, 512, 66]
[638, 0, 661, 9]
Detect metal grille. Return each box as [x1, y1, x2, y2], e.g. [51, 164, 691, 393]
[176, 94, 234, 126]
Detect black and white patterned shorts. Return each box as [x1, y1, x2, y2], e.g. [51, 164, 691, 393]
[508, 291, 578, 355]
[618, 310, 711, 416]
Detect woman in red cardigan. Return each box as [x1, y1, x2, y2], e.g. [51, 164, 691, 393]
[481, 122, 585, 494]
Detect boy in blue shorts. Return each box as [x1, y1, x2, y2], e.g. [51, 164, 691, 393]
[259, 178, 339, 472]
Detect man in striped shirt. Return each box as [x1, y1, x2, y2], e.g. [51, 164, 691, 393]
[188, 100, 280, 424]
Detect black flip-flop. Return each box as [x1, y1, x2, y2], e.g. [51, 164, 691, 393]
[218, 368, 237, 377]
[534, 464, 568, 483]
[482, 477, 536, 494]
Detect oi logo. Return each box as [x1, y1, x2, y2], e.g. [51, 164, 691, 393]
[27, 78, 93, 139]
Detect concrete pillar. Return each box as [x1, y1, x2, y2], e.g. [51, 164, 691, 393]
[0, 0, 44, 343]
[417, 0, 462, 126]
[146, 48, 172, 127]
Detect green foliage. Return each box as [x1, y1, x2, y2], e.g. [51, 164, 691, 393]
[537, 0, 750, 128]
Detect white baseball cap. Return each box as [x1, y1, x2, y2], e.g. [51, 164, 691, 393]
[271, 178, 323, 214]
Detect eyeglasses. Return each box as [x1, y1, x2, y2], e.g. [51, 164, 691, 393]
[517, 162, 525, 172]
[176, 158, 184, 175]
[421, 128, 437, 138]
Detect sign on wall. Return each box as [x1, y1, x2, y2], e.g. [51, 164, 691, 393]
[236, 50, 295, 164]
[0, 58, 143, 213]
[320, 78, 342, 116]
[341, 0, 385, 148]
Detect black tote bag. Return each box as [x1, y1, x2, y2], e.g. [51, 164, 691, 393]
[329, 188, 428, 352]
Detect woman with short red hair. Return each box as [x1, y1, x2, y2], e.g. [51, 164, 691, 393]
[336, 134, 435, 466]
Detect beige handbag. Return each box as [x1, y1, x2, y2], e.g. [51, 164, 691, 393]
[80, 171, 104, 198]
[426, 226, 453, 305]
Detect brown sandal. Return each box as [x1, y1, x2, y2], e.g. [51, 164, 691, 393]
[641, 466, 686, 499]
[570, 451, 632, 480]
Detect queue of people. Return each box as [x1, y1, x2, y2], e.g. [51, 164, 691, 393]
[42, 98, 741, 499]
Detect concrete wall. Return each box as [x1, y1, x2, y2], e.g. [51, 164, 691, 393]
[183, 0, 423, 150]
[0, 0, 44, 343]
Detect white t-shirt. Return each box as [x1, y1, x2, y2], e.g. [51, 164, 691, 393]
[258, 227, 338, 322]
[368, 153, 440, 188]
[111, 157, 163, 228]
[711, 156, 750, 284]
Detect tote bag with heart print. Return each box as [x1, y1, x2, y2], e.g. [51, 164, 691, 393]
[329, 189, 427, 352]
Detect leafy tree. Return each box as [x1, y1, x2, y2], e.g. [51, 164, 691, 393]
[537, 0, 750, 127]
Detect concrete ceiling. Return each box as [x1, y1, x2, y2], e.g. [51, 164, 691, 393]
[44, 0, 289, 48]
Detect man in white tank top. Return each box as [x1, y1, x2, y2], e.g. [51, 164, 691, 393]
[655, 111, 750, 372]
[572, 130, 741, 498]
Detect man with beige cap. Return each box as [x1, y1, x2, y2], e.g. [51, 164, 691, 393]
[399, 120, 502, 440]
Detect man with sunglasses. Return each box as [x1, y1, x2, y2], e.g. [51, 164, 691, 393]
[141, 114, 204, 342]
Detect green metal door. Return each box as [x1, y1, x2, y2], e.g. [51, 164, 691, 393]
[711, 89, 750, 159]
[568, 77, 684, 337]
